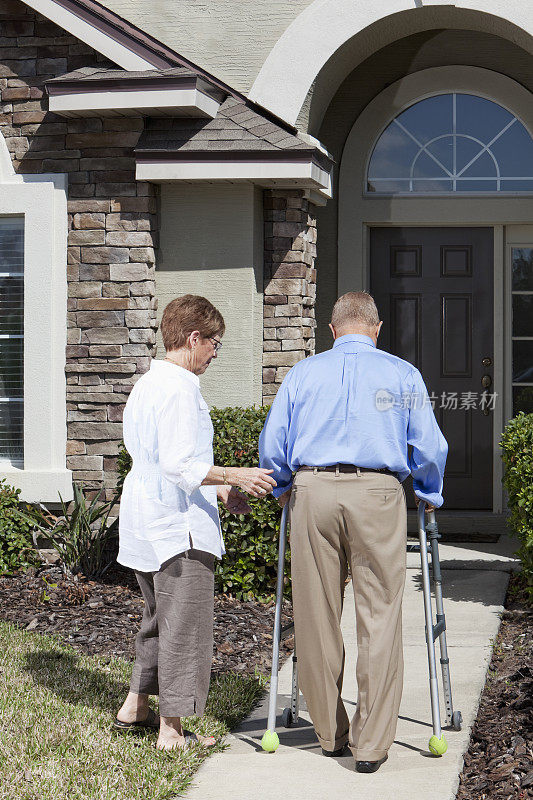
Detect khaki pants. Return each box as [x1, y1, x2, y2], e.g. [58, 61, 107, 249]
[289, 468, 407, 761]
[129, 547, 215, 718]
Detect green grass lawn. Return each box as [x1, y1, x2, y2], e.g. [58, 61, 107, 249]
[0, 621, 266, 800]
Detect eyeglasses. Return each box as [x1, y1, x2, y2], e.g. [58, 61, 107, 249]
[208, 336, 223, 354]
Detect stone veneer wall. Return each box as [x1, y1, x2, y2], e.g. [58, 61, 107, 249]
[263, 189, 317, 404]
[0, 0, 158, 500]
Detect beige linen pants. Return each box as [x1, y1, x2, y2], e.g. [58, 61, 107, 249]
[289, 468, 407, 761]
[129, 546, 215, 718]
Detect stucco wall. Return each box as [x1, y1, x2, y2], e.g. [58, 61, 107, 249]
[98, 0, 313, 94]
[155, 183, 264, 408]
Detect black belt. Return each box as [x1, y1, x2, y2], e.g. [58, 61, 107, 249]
[299, 464, 396, 477]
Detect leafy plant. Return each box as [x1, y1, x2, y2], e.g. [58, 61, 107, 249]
[116, 405, 289, 601]
[0, 479, 41, 574]
[46, 483, 119, 578]
[500, 412, 533, 601]
[116, 444, 132, 495]
[40, 575, 58, 602]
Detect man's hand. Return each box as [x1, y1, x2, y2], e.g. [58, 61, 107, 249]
[413, 492, 436, 513]
[217, 485, 252, 515]
[278, 489, 291, 508]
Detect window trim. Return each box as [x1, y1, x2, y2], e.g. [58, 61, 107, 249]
[510, 246, 533, 404]
[366, 91, 533, 197]
[0, 133, 72, 503]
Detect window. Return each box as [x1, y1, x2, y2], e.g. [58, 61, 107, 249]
[0, 218, 23, 464]
[511, 247, 533, 415]
[0, 135, 72, 502]
[367, 93, 533, 194]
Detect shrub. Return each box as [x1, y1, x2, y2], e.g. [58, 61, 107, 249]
[46, 483, 119, 578]
[117, 406, 289, 600]
[0, 479, 41, 574]
[500, 412, 533, 600]
[211, 406, 289, 600]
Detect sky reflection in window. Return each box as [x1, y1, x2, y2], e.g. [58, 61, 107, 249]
[368, 94, 533, 193]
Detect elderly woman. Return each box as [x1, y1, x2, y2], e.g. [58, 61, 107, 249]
[114, 294, 276, 750]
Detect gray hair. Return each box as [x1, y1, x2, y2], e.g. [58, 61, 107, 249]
[331, 291, 380, 329]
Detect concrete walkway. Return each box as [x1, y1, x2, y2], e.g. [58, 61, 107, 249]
[185, 535, 519, 800]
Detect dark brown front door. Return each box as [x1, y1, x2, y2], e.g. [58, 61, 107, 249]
[370, 227, 494, 510]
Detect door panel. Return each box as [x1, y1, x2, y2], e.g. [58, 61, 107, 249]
[370, 227, 494, 510]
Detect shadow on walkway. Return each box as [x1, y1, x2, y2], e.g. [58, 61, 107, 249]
[411, 565, 510, 606]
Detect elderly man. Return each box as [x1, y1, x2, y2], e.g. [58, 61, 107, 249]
[259, 291, 447, 773]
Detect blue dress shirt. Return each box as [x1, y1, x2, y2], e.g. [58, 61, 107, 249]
[259, 334, 448, 507]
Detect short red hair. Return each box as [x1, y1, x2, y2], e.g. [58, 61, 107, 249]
[160, 295, 225, 351]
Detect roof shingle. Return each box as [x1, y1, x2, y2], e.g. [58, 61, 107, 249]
[136, 97, 326, 159]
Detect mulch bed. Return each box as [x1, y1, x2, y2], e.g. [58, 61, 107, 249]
[456, 574, 532, 800]
[0, 562, 294, 676]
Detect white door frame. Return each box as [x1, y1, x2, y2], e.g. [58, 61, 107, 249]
[338, 67, 533, 513]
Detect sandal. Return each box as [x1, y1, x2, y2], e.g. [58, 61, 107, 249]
[157, 729, 217, 752]
[182, 729, 200, 750]
[182, 729, 216, 749]
[112, 707, 160, 732]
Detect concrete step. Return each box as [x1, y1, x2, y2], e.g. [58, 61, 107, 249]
[407, 511, 508, 541]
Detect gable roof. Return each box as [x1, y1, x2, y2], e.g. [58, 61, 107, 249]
[136, 97, 324, 157]
[23, 0, 333, 194]
[134, 96, 333, 198]
[46, 66, 226, 117]
[45, 67, 332, 163]
[47, 66, 212, 85]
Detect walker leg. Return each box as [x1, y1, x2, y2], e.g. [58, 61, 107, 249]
[418, 504, 447, 756]
[261, 505, 289, 753]
[282, 652, 299, 728]
[291, 648, 299, 723]
[427, 515, 462, 731]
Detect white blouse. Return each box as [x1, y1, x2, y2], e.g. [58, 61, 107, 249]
[117, 359, 225, 572]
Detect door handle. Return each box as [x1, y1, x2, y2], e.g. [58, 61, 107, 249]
[481, 373, 493, 415]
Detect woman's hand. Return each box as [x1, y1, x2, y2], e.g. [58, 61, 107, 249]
[217, 486, 252, 514]
[229, 467, 276, 498]
[202, 466, 276, 497]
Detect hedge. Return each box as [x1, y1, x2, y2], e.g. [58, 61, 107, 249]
[500, 412, 533, 599]
[116, 406, 289, 601]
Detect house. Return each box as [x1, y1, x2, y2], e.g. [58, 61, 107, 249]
[0, 0, 531, 521]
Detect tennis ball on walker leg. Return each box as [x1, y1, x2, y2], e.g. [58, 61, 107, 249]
[261, 730, 280, 752]
[429, 734, 448, 756]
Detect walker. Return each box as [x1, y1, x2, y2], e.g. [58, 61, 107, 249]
[261, 502, 463, 755]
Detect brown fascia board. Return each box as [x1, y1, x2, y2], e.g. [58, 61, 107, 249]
[48, 0, 299, 135]
[46, 74, 226, 104]
[135, 148, 334, 172]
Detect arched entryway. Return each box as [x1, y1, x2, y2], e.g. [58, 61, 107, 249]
[249, 0, 533, 127]
[334, 67, 533, 512]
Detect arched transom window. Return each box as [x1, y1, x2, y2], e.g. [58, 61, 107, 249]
[367, 93, 533, 193]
